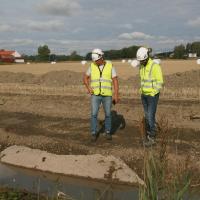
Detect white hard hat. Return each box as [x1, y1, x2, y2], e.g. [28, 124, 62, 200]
[136, 47, 149, 61]
[91, 48, 104, 61]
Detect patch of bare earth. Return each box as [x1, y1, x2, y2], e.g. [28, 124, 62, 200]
[0, 66, 199, 185]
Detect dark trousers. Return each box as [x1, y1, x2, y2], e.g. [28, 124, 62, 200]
[141, 93, 160, 137]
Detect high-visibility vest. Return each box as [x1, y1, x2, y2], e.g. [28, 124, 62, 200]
[90, 61, 112, 96]
[139, 58, 163, 96]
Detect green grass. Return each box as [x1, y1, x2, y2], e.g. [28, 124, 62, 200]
[139, 116, 191, 200]
[0, 188, 46, 200]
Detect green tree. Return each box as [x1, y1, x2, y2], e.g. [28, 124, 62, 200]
[86, 45, 139, 60]
[191, 41, 200, 56]
[49, 54, 56, 61]
[173, 44, 186, 59]
[186, 43, 192, 54]
[56, 55, 68, 61]
[69, 51, 83, 61]
[38, 45, 51, 61]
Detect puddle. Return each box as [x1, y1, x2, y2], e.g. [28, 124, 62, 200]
[0, 162, 138, 199]
[1, 162, 199, 199]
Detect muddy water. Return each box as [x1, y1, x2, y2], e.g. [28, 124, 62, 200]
[1, 162, 199, 199]
[0, 163, 138, 200]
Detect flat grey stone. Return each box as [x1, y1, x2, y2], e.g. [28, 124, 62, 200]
[0, 145, 144, 186]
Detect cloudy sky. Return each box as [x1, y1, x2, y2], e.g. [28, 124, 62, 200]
[0, 0, 200, 55]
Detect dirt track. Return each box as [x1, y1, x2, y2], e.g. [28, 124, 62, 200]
[0, 63, 199, 183]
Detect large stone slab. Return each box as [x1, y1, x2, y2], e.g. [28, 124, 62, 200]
[0, 145, 144, 186]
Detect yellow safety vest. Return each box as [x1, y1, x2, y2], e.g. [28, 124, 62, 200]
[90, 61, 112, 96]
[139, 58, 164, 96]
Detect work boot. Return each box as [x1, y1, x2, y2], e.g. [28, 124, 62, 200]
[105, 132, 112, 140]
[141, 130, 150, 146]
[91, 134, 97, 142]
[144, 135, 156, 147]
[142, 137, 149, 147]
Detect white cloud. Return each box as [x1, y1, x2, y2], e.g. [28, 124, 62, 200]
[187, 16, 200, 27]
[157, 38, 187, 45]
[25, 20, 64, 31]
[118, 23, 133, 29]
[37, 0, 81, 16]
[0, 24, 15, 32]
[0, 20, 65, 33]
[72, 27, 84, 33]
[118, 32, 154, 40]
[46, 38, 143, 55]
[157, 39, 176, 44]
[158, 36, 168, 40]
[12, 39, 34, 46]
[0, 39, 34, 47]
[134, 19, 147, 24]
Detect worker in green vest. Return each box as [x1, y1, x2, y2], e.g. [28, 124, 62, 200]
[136, 47, 164, 147]
[83, 48, 119, 141]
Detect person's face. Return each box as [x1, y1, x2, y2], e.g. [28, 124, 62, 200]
[95, 57, 104, 66]
[140, 58, 149, 66]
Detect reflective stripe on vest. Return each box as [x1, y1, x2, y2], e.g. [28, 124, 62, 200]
[91, 78, 112, 83]
[90, 62, 112, 96]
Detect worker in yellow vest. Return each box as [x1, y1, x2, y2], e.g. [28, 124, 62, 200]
[83, 48, 119, 141]
[136, 47, 164, 147]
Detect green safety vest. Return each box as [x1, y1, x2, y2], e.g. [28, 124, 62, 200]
[139, 58, 163, 96]
[90, 61, 112, 96]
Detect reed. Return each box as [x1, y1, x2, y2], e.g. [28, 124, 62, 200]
[139, 116, 191, 200]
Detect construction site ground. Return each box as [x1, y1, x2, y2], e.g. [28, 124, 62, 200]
[0, 62, 199, 185]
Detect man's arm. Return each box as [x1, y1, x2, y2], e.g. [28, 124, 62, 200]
[83, 74, 94, 94]
[112, 77, 119, 104]
[154, 64, 164, 91]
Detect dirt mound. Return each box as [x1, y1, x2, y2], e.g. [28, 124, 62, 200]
[0, 69, 199, 88]
[121, 69, 200, 88]
[0, 70, 84, 86]
[164, 69, 200, 88]
[38, 70, 83, 86]
[0, 72, 36, 84]
[120, 75, 140, 87]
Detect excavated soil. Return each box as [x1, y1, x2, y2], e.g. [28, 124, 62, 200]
[0, 68, 199, 184]
[0, 69, 200, 88]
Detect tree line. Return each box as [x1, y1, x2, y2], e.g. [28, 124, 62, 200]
[85, 45, 140, 60]
[24, 45, 140, 62]
[23, 41, 200, 62]
[173, 42, 200, 59]
[23, 45, 83, 62]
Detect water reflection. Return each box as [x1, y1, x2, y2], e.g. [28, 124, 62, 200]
[0, 163, 138, 200]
